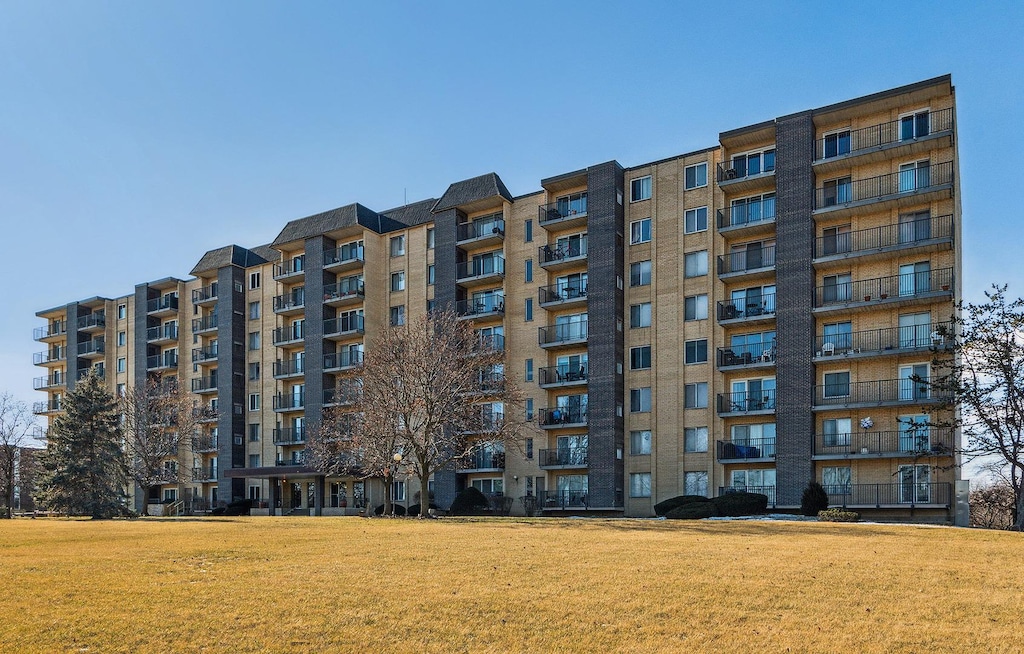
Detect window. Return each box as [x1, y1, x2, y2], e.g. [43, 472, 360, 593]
[117, 357, 126, 373]
[525, 398, 534, 421]
[248, 394, 260, 411]
[684, 427, 708, 453]
[390, 235, 405, 257]
[630, 387, 651, 413]
[630, 472, 652, 498]
[684, 207, 708, 234]
[630, 218, 652, 245]
[525, 298, 533, 322]
[525, 259, 533, 283]
[249, 454, 261, 468]
[249, 423, 260, 442]
[117, 331, 126, 346]
[822, 321, 852, 353]
[426, 299, 436, 313]
[249, 486, 262, 501]
[116, 383, 125, 397]
[524, 219, 533, 243]
[822, 273, 852, 303]
[822, 418, 851, 447]
[727, 149, 775, 179]
[823, 372, 851, 398]
[249, 272, 261, 289]
[630, 261, 652, 287]
[822, 177, 852, 206]
[822, 466, 851, 493]
[117, 304, 127, 320]
[684, 251, 708, 277]
[390, 305, 406, 326]
[899, 160, 931, 193]
[898, 464, 932, 503]
[525, 437, 534, 459]
[248, 332, 260, 350]
[684, 163, 707, 189]
[684, 382, 707, 409]
[525, 359, 533, 382]
[684, 295, 708, 321]
[630, 176, 652, 202]
[684, 471, 708, 497]
[630, 430, 652, 455]
[426, 228, 435, 249]
[427, 264, 435, 285]
[392, 480, 406, 502]
[821, 224, 852, 255]
[730, 468, 776, 492]
[248, 362, 260, 381]
[249, 301, 260, 320]
[823, 129, 851, 158]
[630, 303, 652, 328]
[630, 346, 652, 370]
[684, 339, 708, 364]
[900, 109, 930, 141]
[391, 271, 405, 292]
[729, 193, 776, 226]
[898, 261, 931, 296]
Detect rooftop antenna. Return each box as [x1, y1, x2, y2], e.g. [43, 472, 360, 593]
[404, 187, 407, 207]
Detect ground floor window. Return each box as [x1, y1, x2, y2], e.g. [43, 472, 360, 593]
[471, 478, 503, 495]
[330, 482, 348, 508]
[162, 488, 177, 503]
[684, 471, 708, 497]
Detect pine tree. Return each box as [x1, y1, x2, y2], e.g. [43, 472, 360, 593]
[38, 371, 127, 518]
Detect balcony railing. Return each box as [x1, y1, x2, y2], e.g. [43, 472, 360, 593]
[192, 345, 218, 362]
[538, 321, 588, 347]
[77, 339, 105, 356]
[457, 295, 505, 318]
[192, 315, 218, 333]
[814, 321, 953, 358]
[147, 325, 179, 342]
[147, 353, 179, 369]
[538, 447, 588, 468]
[191, 436, 218, 453]
[323, 244, 365, 269]
[192, 406, 219, 421]
[33, 374, 66, 390]
[718, 245, 776, 276]
[33, 347, 67, 365]
[274, 359, 305, 377]
[324, 314, 365, 337]
[813, 378, 951, 407]
[456, 256, 505, 282]
[323, 279, 365, 303]
[814, 107, 954, 161]
[273, 289, 305, 313]
[719, 486, 777, 507]
[273, 393, 305, 411]
[538, 283, 587, 306]
[538, 198, 588, 226]
[147, 296, 179, 314]
[717, 293, 776, 322]
[813, 161, 954, 211]
[77, 313, 106, 330]
[274, 259, 305, 279]
[717, 390, 777, 414]
[191, 376, 218, 393]
[538, 243, 588, 267]
[538, 365, 588, 387]
[824, 482, 951, 507]
[538, 405, 587, 427]
[457, 449, 506, 471]
[476, 334, 505, 353]
[717, 438, 776, 461]
[814, 427, 955, 458]
[273, 427, 306, 445]
[456, 218, 505, 242]
[192, 466, 219, 482]
[33, 321, 67, 340]
[813, 214, 954, 260]
[814, 268, 954, 307]
[324, 350, 363, 370]
[716, 204, 776, 231]
[473, 372, 506, 394]
[273, 325, 304, 345]
[717, 342, 775, 368]
[192, 285, 218, 304]
[323, 387, 360, 406]
[33, 399, 62, 414]
[541, 489, 589, 509]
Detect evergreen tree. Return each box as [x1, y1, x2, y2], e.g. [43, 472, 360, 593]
[38, 371, 127, 518]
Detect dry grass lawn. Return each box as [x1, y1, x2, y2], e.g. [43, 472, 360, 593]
[0, 517, 1019, 653]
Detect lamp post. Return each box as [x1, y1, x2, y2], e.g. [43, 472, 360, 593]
[392, 453, 403, 516]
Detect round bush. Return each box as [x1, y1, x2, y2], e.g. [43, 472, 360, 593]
[711, 492, 769, 517]
[449, 487, 490, 516]
[800, 482, 830, 517]
[653, 495, 710, 517]
[373, 503, 407, 516]
[665, 502, 718, 520]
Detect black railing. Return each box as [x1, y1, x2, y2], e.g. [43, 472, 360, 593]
[814, 378, 951, 406]
[719, 486, 777, 507]
[33, 321, 67, 340]
[77, 313, 106, 330]
[191, 376, 218, 392]
[457, 218, 505, 242]
[33, 374, 65, 389]
[323, 278, 364, 303]
[458, 449, 506, 471]
[538, 197, 588, 225]
[538, 283, 588, 305]
[324, 350, 362, 370]
[192, 315, 218, 332]
[538, 447, 588, 468]
[814, 427, 955, 457]
[273, 289, 305, 312]
[78, 339, 105, 356]
[717, 342, 775, 367]
[192, 406, 219, 421]
[813, 214, 954, 259]
[814, 321, 953, 357]
[273, 393, 305, 411]
[324, 314, 364, 336]
[541, 489, 589, 509]
[323, 388, 360, 405]
[718, 245, 776, 275]
[273, 324, 304, 344]
[538, 321, 588, 346]
[192, 284, 218, 304]
[192, 345, 218, 362]
[538, 405, 587, 427]
[191, 436, 218, 452]
[273, 427, 306, 445]
[813, 161, 953, 210]
[716, 203, 776, 230]
[538, 365, 588, 386]
[323, 244, 364, 268]
[814, 267, 954, 307]
[825, 482, 951, 507]
[147, 353, 178, 369]
[476, 372, 506, 393]
[717, 155, 775, 182]
[717, 293, 776, 322]
[147, 296, 178, 313]
[147, 325, 178, 342]
[717, 390, 777, 414]
[538, 243, 588, 265]
[33, 347, 66, 364]
[274, 359, 305, 377]
[457, 295, 505, 317]
[814, 107, 954, 161]
[717, 438, 776, 461]
[274, 259, 305, 279]
[456, 256, 505, 280]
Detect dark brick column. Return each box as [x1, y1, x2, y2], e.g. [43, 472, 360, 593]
[64, 302, 80, 388]
[302, 236, 329, 429]
[431, 208, 459, 510]
[133, 284, 150, 393]
[216, 266, 246, 502]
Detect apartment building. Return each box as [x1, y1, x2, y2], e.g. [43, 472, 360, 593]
[31, 75, 965, 522]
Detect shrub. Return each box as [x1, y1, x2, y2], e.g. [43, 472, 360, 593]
[654, 495, 710, 516]
[800, 482, 830, 516]
[818, 508, 860, 522]
[665, 502, 718, 520]
[407, 502, 438, 517]
[448, 487, 490, 516]
[712, 492, 769, 517]
[373, 503, 407, 516]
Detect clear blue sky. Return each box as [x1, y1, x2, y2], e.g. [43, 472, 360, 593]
[2, 1, 1022, 423]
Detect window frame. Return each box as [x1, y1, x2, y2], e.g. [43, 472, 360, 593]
[684, 206, 708, 234]
[630, 176, 652, 203]
[684, 163, 708, 190]
[630, 218, 652, 245]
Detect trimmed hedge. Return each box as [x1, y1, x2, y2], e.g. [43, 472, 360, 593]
[665, 502, 718, 520]
[664, 491, 769, 520]
[449, 487, 490, 516]
[800, 482, 830, 517]
[407, 502, 438, 517]
[373, 503, 407, 516]
[654, 495, 710, 516]
[818, 508, 860, 522]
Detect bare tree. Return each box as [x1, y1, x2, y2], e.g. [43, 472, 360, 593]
[314, 310, 530, 518]
[120, 378, 200, 515]
[970, 473, 1016, 530]
[0, 393, 35, 518]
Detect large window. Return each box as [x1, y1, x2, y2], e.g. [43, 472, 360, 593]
[729, 193, 776, 227]
[630, 346, 652, 370]
[684, 427, 708, 453]
[822, 321, 852, 353]
[898, 262, 931, 296]
[899, 160, 931, 193]
[630, 430, 652, 455]
[898, 312, 932, 348]
[630, 302, 652, 328]
[900, 110, 930, 141]
[727, 149, 775, 179]
[630, 261, 652, 287]
[823, 372, 851, 398]
[822, 177, 852, 206]
[684, 251, 707, 278]
[390, 305, 405, 326]
[684, 294, 708, 321]
[684, 339, 707, 364]
[630, 218, 652, 245]
[684, 163, 707, 190]
[684, 382, 707, 409]
[823, 130, 851, 158]
[822, 466, 851, 494]
[630, 387, 651, 413]
[822, 273, 852, 303]
[630, 473, 652, 498]
[898, 464, 931, 503]
[684, 207, 708, 234]
[822, 417, 852, 447]
[630, 176, 652, 202]
[390, 271, 405, 292]
[390, 235, 405, 257]
[684, 471, 708, 497]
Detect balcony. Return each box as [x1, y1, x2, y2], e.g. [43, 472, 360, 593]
[456, 295, 505, 321]
[33, 373, 66, 390]
[717, 245, 776, 281]
[146, 325, 179, 345]
[323, 245, 365, 272]
[538, 321, 588, 349]
[717, 293, 776, 326]
[273, 358, 305, 379]
[192, 466, 219, 483]
[33, 399, 62, 415]
[538, 447, 588, 469]
[475, 334, 505, 353]
[538, 283, 587, 310]
[147, 296, 179, 317]
[538, 365, 588, 389]
[719, 486, 777, 507]
[824, 482, 952, 508]
[324, 350, 363, 371]
[273, 289, 305, 316]
[717, 438, 776, 463]
[191, 376, 219, 394]
[538, 199, 588, 231]
[192, 285, 218, 306]
[273, 259, 305, 281]
[717, 390, 777, 416]
[33, 347, 67, 365]
[273, 427, 306, 445]
[717, 342, 776, 370]
[192, 406, 219, 422]
[540, 490, 589, 510]
[324, 315, 364, 340]
[538, 405, 587, 429]
[192, 345, 219, 364]
[33, 321, 67, 342]
[192, 315, 218, 334]
[812, 214, 954, 266]
[716, 205, 776, 238]
[474, 372, 506, 395]
[147, 353, 179, 370]
[323, 387, 359, 407]
[814, 107, 954, 173]
[813, 321, 953, 360]
[813, 378, 951, 410]
[456, 218, 505, 247]
[77, 313, 106, 332]
[77, 339, 105, 360]
[273, 393, 305, 413]
[191, 436, 218, 453]
[813, 268, 954, 314]
[273, 325, 304, 347]
[456, 448, 506, 473]
[538, 243, 587, 272]
[323, 279, 365, 307]
[813, 427, 955, 460]
[716, 159, 776, 194]
[812, 161, 954, 218]
[456, 256, 505, 287]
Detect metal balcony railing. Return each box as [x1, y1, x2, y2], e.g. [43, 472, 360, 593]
[717, 342, 775, 367]
[538, 321, 588, 346]
[33, 399, 62, 414]
[718, 245, 776, 275]
[814, 378, 951, 406]
[538, 447, 588, 468]
[273, 289, 305, 313]
[538, 405, 587, 427]
[191, 376, 218, 392]
[814, 321, 953, 357]
[33, 321, 67, 340]
[273, 393, 305, 411]
[274, 359, 305, 377]
[456, 256, 505, 281]
[33, 347, 67, 365]
[78, 339, 105, 356]
[813, 214, 954, 259]
[458, 449, 506, 471]
[814, 107, 954, 161]
[813, 161, 953, 210]
[814, 268, 954, 307]
[192, 315, 218, 332]
[538, 283, 587, 305]
[540, 489, 589, 509]
[192, 284, 218, 304]
[274, 259, 305, 279]
[717, 293, 776, 322]
[457, 218, 505, 242]
[323, 278, 365, 303]
[273, 324, 304, 345]
[717, 154, 775, 182]
[147, 353, 179, 369]
[475, 372, 506, 394]
[538, 242, 588, 266]
[324, 350, 362, 370]
[717, 438, 776, 461]
[191, 436, 218, 452]
[33, 373, 66, 389]
[457, 295, 505, 317]
[476, 334, 505, 353]
[147, 325, 178, 342]
[538, 197, 588, 225]
[192, 466, 219, 482]
[814, 427, 955, 457]
[716, 203, 776, 230]
[717, 390, 777, 414]
[824, 482, 951, 507]
[273, 427, 306, 445]
[323, 243, 365, 268]
[324, 314, 364, 336]
[147, 296, 179, 313]
[538, 365, 588, 386]
[192, 406, 219, 421]
[192, 345, 218, 362]
[77, 313, 106, 330]
[323, 387, 360, 405]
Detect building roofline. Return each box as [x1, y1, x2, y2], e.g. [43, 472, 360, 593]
[624, 145, 719, 172]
